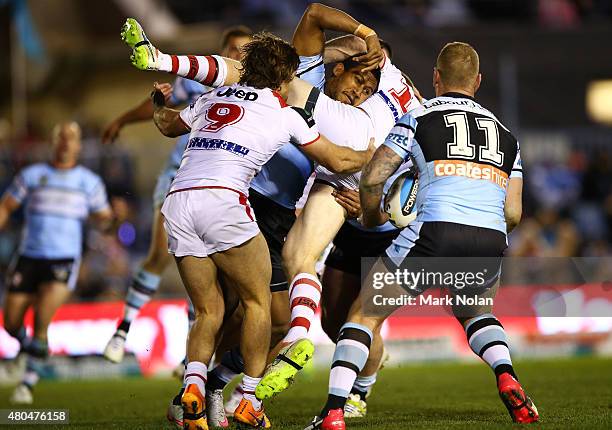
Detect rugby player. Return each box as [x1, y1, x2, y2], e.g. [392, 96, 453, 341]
[118, 16, 385, 427]
[102, 26, 254, 365]
[128, 27, 373, 428]
[305, 42, 538, 430]
[0, 122, 113, 404]
[122, 3, 422, 402]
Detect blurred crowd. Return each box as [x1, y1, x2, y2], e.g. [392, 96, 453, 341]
[167, 0, 612, 28]
[509, 146, 611, 258]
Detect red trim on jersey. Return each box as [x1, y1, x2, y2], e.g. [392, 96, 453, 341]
[171, 55, 179, 74]
[186, 55, 199, 80]
[291, 277, 322, 294]
[167, 185, 246, 199]
[291, 317, 311, 330]
[238, 193, 254, 221]
[272, 90, 288, 108]
[380, 54, 387, 68]
[301, 134, 321, 147]
[167, 185, 254, 221]
[204, 56, 216, 86]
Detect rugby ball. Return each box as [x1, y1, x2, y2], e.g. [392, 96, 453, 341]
[383, 167, 419, 228]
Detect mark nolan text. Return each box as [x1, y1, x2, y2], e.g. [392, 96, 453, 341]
[373, 294, 493, 307]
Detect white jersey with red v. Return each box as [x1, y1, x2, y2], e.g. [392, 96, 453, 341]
[172, 84, 320, 196]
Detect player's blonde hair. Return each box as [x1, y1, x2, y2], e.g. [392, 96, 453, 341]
[436, 42, 479, 89]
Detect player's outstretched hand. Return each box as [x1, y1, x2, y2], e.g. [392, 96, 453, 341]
[151, 82, 171, 108]
[101, 120, 123, 145]
[156, 82, 173, 102]
[333, 187, 361, 218]
[355, 35, 384, 72]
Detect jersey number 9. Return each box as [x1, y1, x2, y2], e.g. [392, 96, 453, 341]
[203, 103, 245, 132]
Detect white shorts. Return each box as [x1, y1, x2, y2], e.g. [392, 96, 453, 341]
[314, 166, 361, 190]
[161, 187, 259, 257]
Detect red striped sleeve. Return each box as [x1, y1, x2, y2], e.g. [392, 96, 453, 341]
[203, 56, 216, 85]
[171, 55, 179, 74]
[186, 55, 199, 80]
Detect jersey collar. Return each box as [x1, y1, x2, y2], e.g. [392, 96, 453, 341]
[441, 92, 475, 100]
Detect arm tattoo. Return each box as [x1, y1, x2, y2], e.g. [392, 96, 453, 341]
[361, 145, 404, 193]
[360, 145, 405, 224]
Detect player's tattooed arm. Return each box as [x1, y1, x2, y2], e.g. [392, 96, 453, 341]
[359, 145, 404, 228]
[151, 84, 190, 138]
[293, 3, 383, 71]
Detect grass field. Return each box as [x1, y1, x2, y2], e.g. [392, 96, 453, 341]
[0, 356, 610, 429]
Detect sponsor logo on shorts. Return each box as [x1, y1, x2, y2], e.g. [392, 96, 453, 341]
[186, 137, 249, 157]
[52, 266, 70, 282]
[434, 159, 509, 189]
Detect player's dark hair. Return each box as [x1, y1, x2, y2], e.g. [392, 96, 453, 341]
[341, 54, 381, 90]
[379, 38, 393, 60]
[239, 32, 299, 90]
[220, 25, 254, 50]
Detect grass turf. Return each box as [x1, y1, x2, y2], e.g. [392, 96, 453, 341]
[0, 356, 610, 429]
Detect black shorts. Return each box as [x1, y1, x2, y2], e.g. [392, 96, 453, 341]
[326, 221, 401, 277]
[249, 189, 296, 292]
[6, 255, 80, 293]
[383, 221, 507, 295]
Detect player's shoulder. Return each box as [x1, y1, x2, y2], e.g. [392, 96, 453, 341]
[74, 165, 104, 187]
[395, 111, 419, 132]
[19, 162, 50, 179]
[297, 54, 324, 74]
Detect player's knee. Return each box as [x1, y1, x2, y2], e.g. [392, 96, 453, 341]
[453, 306, 492, 323]
[282, 247, 315, 280]
[191, 300, 224, 320]
[241, 292, 271, 316]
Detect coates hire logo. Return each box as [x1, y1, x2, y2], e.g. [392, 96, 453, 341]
[434, 160, 509, 189]
[187, 137, 249, 157]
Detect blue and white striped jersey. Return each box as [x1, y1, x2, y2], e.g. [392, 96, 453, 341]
[4, 163, 110, 259]
[383, 93, 522, 234]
